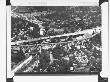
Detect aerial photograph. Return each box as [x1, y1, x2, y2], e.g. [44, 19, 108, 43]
[11, 6, 102, 73]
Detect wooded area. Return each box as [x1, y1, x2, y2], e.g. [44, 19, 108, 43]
[11, 6, 102, 73]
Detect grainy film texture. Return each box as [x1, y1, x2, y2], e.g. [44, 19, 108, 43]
[11, 6, 102, 73]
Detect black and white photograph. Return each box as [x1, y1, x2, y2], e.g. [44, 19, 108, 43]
[11, 6, 102, 73]
[0, 0, 109, 82]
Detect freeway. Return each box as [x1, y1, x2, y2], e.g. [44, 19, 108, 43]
[11, 26, 101, 45]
